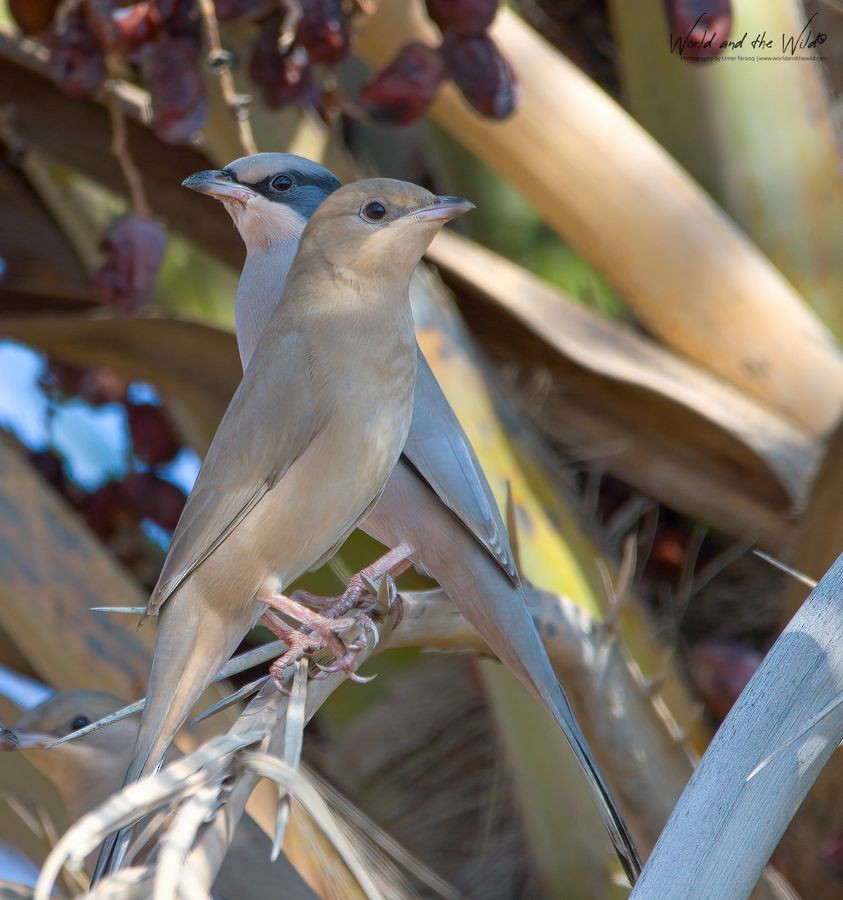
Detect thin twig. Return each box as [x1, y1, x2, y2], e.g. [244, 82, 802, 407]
[753, 549, 818, 589]
[671, 523, 707, 632]
[54, 0, 85, 24]
[106, 88, 151, 219]
[691, 540, 753, 599]
[195, 0, 257, 155]
[272, 657, 308, 859]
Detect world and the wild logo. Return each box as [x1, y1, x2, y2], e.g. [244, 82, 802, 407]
[670, 10, 829, 59]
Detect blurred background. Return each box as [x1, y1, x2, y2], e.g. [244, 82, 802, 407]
[0, 0, 841, 896]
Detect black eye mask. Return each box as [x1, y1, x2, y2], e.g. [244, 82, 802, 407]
[235, 167, 341, 218]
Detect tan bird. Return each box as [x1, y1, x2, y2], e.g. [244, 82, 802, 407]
[96, 178, 473, 879]
[182, 153, 641, 882]
[6, 692, 140, 825]
[4, 692, 316, 899]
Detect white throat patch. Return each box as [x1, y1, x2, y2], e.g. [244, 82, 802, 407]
[226, 195, 304, 252]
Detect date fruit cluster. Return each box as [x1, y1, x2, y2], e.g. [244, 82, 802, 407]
[19, 0, 517, 137]
[360, 0, 518, 126]
[28, 359, 189, 586]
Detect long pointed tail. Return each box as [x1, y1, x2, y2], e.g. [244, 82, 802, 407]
[430, 542, 642, 883]
[92, 591, 258, 883]
[541, 677, 643, 884]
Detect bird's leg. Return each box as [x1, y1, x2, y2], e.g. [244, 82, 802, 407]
[259, 544, 413, 687]
[260, 594, 358, 637]
[301, 545, 413, 679]
[258, 598, 354, 688]
[292, 542, 414, 618]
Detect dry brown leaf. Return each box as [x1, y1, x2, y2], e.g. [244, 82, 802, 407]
[0, 433, 153, 698]
[0, 163, 93, 313]
[429, 231, 820, 549]
[357, 3, 843, 437]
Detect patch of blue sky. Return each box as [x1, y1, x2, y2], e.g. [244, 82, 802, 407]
[51, 400, 131, 490]
[0, 341, 49, 447]
[140, 518, 173, 550]
[127, 381, 161, 405]
[0, 663, 54, 710]
[0, 842, 39, 887]
[159, 446, 201, 494]
[0, 340, 192, 495]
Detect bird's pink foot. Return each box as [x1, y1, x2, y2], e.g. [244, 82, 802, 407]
[259, 595, 372, 688]
[259, 544, 413, 687]
[291, 541, 413, 620]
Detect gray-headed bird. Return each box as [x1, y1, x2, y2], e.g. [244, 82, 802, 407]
[184, 153, 641, 882]
[4, 691, 316, 899]
[96, 177, 472, 880]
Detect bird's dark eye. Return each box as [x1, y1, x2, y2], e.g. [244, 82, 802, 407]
[361, 201, 387, 223]
[70, 715, 90, 731]
[271, 174, 294, 192]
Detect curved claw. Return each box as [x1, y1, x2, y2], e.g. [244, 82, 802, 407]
[315, 661, 342, 674]
[348, 671, 378, 684]
[364, 620, 380, 648]
[269, 659, 295, 693]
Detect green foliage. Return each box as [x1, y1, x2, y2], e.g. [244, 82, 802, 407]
[154, 237, 238, 329]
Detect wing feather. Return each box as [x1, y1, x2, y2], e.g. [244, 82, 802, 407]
[402, 350, 519, 583]
[147, 329, 319, 615]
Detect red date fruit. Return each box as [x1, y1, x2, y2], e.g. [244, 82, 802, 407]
[77, 369, 128, 407]
[41, 359, 84, 397]
[43, 13, 106, 99]
[93, 215, 167, 315]
[649, 527, 687, 572]
[78, 481, 138, 540]
[86, 0, 162, 55]
[359, 42, 447, 127]
[441, 33, 517, 119]
[688, 640, 762, 722]
[27, 449, 65, 493]
[665, 0, 732, 61]
[138, 36, 208, 142]
[297, 0, 349, 65]
[213, 0, 276, 20]
[40, 360, 126, 406]
[9, 0, 62, 34]
[124, 471, 186, 530]
[156, 0, 200, 41]
[126, 402, 181, 467]
[156, 0, 195, 22]
[425, 0, 497, 36]
[821, 835, 843, 879]
[250, 17, 319, 108]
